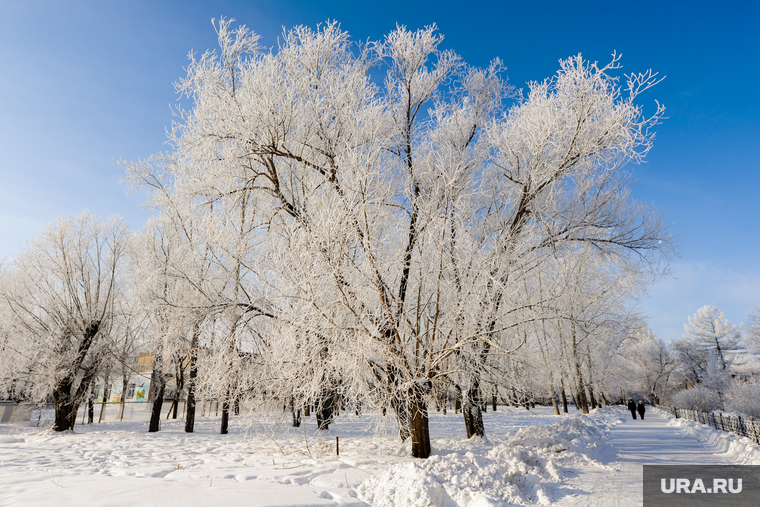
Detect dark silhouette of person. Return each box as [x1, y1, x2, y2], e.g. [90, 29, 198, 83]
[637, 401, 646, 420]
[627, 399, 637, 419]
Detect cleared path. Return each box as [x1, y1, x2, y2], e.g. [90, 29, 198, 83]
[607, 408, 737, 466]
[559, 408, 738, 506]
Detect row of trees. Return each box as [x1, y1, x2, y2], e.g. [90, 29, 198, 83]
[1, 19, 679, 458]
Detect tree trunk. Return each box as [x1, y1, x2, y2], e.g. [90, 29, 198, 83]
[99, 382, 110, 423]
[571, 325, 589, 414]
[118, 373, 128, 421]
[463, 382, 484, 438]
[170, 353, 185, 420]
[289, 396, 302, 427]
[560, 380, 568, 413]
[184, 326, 199, 433]
[551, 387, 560, 415]
[576, 376, 589, 414]
[148, 351, 165, 433]
[53, 379, 76, 431]
[220, 394, 230, 434]
[52, 321, 100, 431]
[87, 392, 95, 424]
[316, 388, 335, 431]
[588, 383, 598, 410]
[408, 387, 431, 459]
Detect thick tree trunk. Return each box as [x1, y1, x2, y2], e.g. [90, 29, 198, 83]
[52, 380, 76, 431]
[560, 381, 569, 413]
[408, 388, 431, 459]
[148, 352, 165, 433]
[52, 321, 100, 431]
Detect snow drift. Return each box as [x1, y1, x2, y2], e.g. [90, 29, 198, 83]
[356, 416, 611, 507]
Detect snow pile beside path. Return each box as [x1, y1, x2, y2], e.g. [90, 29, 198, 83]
[584, 406, 627, 428]
[654, 407, 760, 465]
[507, 415, 610, 460]
[356, 416, 609, 507]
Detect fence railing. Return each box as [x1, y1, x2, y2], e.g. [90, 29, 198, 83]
[0, 399, 222, 426]
[660, 405, 760, 446]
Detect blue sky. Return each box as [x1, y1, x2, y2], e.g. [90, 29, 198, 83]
[1, 0, 758, 340]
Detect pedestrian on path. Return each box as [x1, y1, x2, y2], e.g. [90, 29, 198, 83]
[627, 399, 637, 419]
[637, 401, 645, 420]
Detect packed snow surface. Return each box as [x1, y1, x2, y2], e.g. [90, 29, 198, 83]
[1, 405, 757, 506]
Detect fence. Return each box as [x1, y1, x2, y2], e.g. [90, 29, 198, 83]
[660, 405, 760, 446]
[0, 399, 229, 427]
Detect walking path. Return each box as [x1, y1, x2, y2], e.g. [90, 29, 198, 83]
[559, 408, 741, 506]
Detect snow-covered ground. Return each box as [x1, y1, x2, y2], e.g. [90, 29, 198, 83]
[1, 405, 758, 506]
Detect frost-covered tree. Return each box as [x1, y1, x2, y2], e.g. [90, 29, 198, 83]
[123, 18, 672, 458]
[674, 305, 743, 384]
[0, 213, 131, 431]
[623, 325, 676, 405]
[746, 305, 760, 360]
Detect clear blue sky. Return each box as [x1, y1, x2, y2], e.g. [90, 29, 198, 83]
[1, 0, 758, 340]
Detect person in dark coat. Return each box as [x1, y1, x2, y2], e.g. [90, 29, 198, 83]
[637, 401, 646, 420]
[627, 399, 637, 419]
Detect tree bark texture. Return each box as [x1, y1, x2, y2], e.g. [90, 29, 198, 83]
[148, 351, 165, 433]
[463, 382, 485, 438]
[221, 395, 230, 434]
[315, 388, 335, 431]
[52, 321, 100, 431]
[408, 387, 431, 459]
[184, 326, 199, 433]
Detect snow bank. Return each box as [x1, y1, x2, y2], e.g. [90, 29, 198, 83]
[356, 416, 610, 506]
[654, 407, 760, 465]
